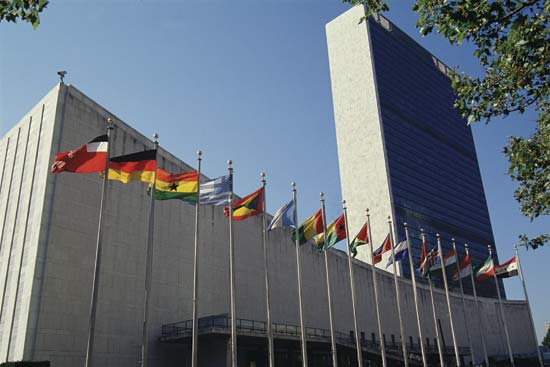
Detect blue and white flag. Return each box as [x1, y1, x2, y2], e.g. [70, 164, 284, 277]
[199, 175, 232, 206]
[386, 239, 409, 269]
[267, 200, 294, 231]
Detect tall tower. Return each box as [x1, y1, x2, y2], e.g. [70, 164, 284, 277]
[326, 6, 502, 297]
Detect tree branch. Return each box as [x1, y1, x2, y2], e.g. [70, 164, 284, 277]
[496, 0, 539, 23]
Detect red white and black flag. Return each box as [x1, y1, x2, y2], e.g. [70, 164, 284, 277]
[495, 256, 519, 279]
[51, 135, 108, 174]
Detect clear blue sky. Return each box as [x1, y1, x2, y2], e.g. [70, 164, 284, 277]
[1, 0, 548, 343]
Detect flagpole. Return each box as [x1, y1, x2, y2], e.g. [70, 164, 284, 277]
[320, 193, 338, 367]
[366, 209, 387, 367]
[342, 201, 363, 367]
[489, 244, 515, 367]
[228, 160, 237, 367]
[422, 230, 445, 367]
[465, 244, 489, 367]
[388, 218, 408, 367]
[515, 245, 544, 367]
[403, 223, 427, 367]
[292, 183, 308, 367]
[84, 118, 114, 367]
[436, 233, 461, 367]
[141, 133, 159, 367]
[261, 173, 275, 367]
[191, 150, 202, 367]
[451, 239, 475, 366]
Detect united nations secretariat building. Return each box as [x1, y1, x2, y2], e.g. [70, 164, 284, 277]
[0, 6, 541, 367]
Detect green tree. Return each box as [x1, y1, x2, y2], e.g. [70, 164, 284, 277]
[0, 0, 49, 29]
[344, 0, 550, 249]
[543, 326, 550, 348]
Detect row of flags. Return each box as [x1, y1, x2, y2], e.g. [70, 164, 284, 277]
[417, 233, 520, 283]
[52, 135, 258, 215]
[50, 134, 280, 367]
[476, 253, 519, 281]
[50, 133, 521, 281]
[50, 133, 535, 367]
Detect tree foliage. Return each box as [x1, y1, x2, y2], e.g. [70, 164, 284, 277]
[543, 326, 550, 348]
[505, 110, 550, 249]
[342, 0, 550, 249]
[0, 0, 49, 29]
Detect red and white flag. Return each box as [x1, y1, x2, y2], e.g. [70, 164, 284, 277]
[373, 234, 391, 265]
[51, 135, 108, 174]
[495, 256, 518, 279]
[452, 252, 472, 281]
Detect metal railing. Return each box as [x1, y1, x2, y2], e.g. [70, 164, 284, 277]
[161, 314, 470, 357]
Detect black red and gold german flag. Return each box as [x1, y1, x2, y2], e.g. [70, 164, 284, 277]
[108, 150, 157, 184]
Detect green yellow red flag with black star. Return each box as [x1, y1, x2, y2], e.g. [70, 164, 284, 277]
[224, 187, 264, 221]
[291, 209, 323, 245]
[153, 168, 199, 201]
[315, 214, 346, 251]
[350, 222, 369, 258]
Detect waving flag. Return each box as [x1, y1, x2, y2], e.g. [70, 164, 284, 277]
[225, 187, 264, 221]
[373, 234, 391, 265]
[418, 237, 439, 277]
[429, 248, 457, 276]
[108, 150, 156, 184]
[495, 256, 518, 279]
[418, 236, 429, 275]
[350, 222, 369, 258]
[315, 214, 346, 251]
[475, 256, 494, 281]
[199, 175, 232, 206]
[291, 209, 323, 245]
[51, 135, 108, 174]
[268, 200, 295, 231]
[152, 169, 199, 201]
[386, 239, 408, 268]
[452, 252, 472, 281]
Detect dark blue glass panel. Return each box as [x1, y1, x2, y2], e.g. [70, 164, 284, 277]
[368, 18, 504, 298]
